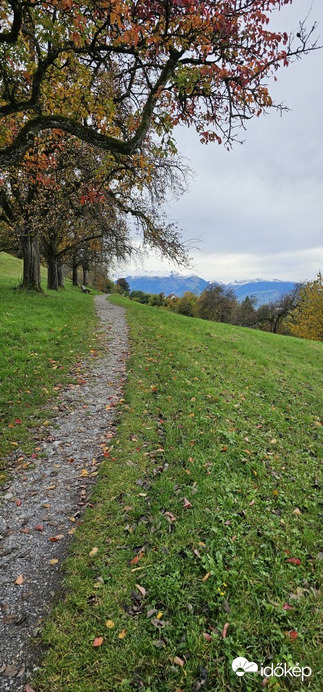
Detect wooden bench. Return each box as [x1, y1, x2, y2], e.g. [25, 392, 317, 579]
[81, 285, 91, 294]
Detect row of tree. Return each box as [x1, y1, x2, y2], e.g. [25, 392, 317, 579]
[0, 1, 318, 289]
[123, 274, 323, 340]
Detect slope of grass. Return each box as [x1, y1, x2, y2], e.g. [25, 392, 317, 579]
[34, 296, 322, 691]
[0, 252, 98, 469]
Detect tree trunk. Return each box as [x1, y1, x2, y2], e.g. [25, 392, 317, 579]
[72, 263, 78, 286]
[21, 233, 41, 290]
[57, 261, 64, 288]
[82, 263, 89, 286]
[47, 256, 58, 290]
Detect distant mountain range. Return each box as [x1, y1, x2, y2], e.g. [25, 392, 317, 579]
[125, 273, 296, 305]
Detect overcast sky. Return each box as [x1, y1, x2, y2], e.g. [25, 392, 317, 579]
[115, 0, 323, 283]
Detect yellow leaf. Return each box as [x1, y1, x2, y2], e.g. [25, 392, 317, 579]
[105, 620, 115, 629]
[118, 629, 127, 639]
[89, 547, 99, 557]
[49, 559, 59, 565]
[156, 611, 163, 619]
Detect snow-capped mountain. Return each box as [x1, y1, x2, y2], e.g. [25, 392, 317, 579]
[124, 274, 296, 304]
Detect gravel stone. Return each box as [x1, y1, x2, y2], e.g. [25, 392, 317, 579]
[0, 296, 128, 691]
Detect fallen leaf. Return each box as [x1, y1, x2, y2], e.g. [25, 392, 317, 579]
[15, 574, 24, 585]
[3, 664, 18, 677]
[183, 497, 192, 509]
[25, 685, 36, 692]
[105, 620, 115, 629]
[118, 629, 127, 639]
[147, 608, 157, 618]
[34, 524, 44, 532]
[285, 630, 298, 640]
[49, 534, 64, 542]
[249, 499, 255, 506]
[130, 552, 144, 565]
[202, 572, 210, 582]
[15, 499, 21, 507]
[156, 611, 163, 619]
[293, 508, 302, 516]
[135, 584, 146, 597]
[173, 656, 184, 666]
[89, 547, 99, 557]
[286, 557, 301, 565]
[164, 511, 176, 522]
[222, 622, 229, 639]
[49, 559, 59, 565]
[282, 603, 293, 610]
[93, 636, 104, 647]
[203, 632, 212, 641]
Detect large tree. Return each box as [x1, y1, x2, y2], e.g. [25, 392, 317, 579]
[290, 272, 323, 341]
[0, 1, 318, 168]
[0, 134, 190, 288]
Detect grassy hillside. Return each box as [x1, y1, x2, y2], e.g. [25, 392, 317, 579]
[0, 252, 98, 469]
[34, 295, 322, 691]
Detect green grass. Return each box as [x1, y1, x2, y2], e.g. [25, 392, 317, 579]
[33, 295, 322, 691]
[0, 252, 99, 471]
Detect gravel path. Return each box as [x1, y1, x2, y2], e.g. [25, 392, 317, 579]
[0, 296, 128, 691]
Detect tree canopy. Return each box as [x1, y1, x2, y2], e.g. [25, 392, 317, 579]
[0, 1, 318, 168]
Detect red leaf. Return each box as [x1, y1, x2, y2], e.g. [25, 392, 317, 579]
[286, 630, 298, 640]
[183, 497, 192, 509]
[15, 418, 22, 424]
[15, 498, 21, 507]
[283, 603, 293, 610]
[93, 636, 104, 647]
[286, 558, 301, 565]
[35, 524, 44, 532]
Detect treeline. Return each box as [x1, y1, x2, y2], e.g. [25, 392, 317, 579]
[119, 275, 323, 341]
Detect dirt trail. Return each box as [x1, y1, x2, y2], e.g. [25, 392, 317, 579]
[0, 296, 128, 691]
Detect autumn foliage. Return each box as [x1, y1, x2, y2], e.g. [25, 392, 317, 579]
[290, 272, 323, 341]
[0, 1, 318, 167]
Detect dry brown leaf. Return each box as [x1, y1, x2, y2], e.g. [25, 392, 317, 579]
[135, 584, 147, 598]
[202, 572, 210, 582]
[49, 534, 64, 542]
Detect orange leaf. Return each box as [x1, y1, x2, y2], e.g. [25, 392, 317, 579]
[15, 574, 24, 585]
[130, 552, 144, 565]
[118, 629, 127, 639]
[49, 534, 64, 542]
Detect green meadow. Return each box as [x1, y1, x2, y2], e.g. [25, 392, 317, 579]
[0, 252, 98, 471]
[29, 294, 322, 691]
